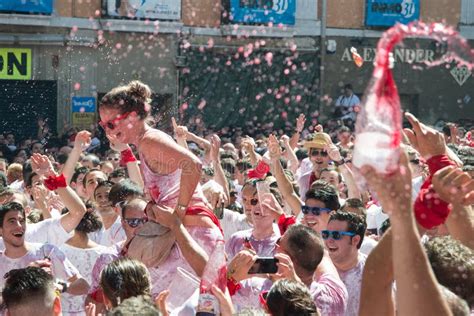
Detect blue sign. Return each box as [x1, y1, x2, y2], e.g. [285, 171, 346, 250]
[366, 0, 419, 27]
[72, 97, 96, 113]
[0, 0, 54, 14]
[230, 0, 296, 25]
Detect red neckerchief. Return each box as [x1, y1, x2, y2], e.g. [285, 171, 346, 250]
[309, 171, 318, 188]
[186, 206, 224, 236]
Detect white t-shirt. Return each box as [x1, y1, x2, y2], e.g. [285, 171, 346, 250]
[360, 237, 378, 256]
[366, 205, 389, 234]
[89, 216, 126, 247]
[0, 217, 72, 251]
[219, 209, 252, 242]
[0, 242, 81, 290]
[338, 252, 367, 316]
[59, 243, 112, 315]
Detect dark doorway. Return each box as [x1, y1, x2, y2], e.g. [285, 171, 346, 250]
[0, 80, 57, 140]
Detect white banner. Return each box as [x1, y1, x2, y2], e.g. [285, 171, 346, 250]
[106, 0, 181, 20]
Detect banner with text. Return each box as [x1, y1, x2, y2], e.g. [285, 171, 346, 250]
[106, 0, 181, 20]
[230, 0, 296, 25]
[72, 97, 96, 129]
[366, 0, 419, 27]
[0, 48, 32, 80]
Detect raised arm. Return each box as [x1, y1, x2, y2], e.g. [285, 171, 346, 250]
[267, 135, 303, 215]
[210, 134, 230, 207]
[107, 134, 144, 189]
[289, 114, 306, 150]
[172, 117, 189, 150]
[186, 131, 211, 152]
[327, 143, 361, 199]
[31, 154, 87, 233]
[432, 166, 474, 249]
[361, 151, 451, 316]
[359, 229, 395, 316]
[241, 137, 261, 167]
[63, 130, 90, 184]
[281, 135, 299, 174]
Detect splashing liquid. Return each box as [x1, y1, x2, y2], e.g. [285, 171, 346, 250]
[353, 22, 474, 175]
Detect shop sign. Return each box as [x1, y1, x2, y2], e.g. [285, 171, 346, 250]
[230, 0, 296, 25]
[0, 48, 32, 80]
[341, 46, 435, 64]
[0, 0, 53, 14]
[366, 0, 419, 27]
[72, 97, 96, 128]
[106, 0, 180, 20]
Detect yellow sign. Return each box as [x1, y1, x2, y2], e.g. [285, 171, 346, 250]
[0, 48, 32, 80]
[72, 112, 96, 129]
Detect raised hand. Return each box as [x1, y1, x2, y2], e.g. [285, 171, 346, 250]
[267, 134, 282, 161]
[260, 192, 284, 220]
[210, 134, 221, 162]
[432, 166, 474, 206]
[106, 133, 129, 152]
[403, 113, 446, 159]
[73, 130, 92, 152]
[326, 143, 342, 162]
[31, 153, 56, 177]
[172, 117, 188, 140]
[360, 150, 412, 216]
[296, 114, 306, 133]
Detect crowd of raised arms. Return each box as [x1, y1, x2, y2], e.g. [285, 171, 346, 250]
[0, 80, 472, 316]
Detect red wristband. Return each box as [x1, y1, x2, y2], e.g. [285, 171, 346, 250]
[43, 174, 67, 191]
[227, 276, 242, 296]
[120, 148, 137, 166]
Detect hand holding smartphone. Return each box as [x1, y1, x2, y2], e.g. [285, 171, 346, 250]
[248, 257, 279, 274]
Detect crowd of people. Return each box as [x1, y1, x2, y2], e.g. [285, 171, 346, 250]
[0, 80, 473, 316]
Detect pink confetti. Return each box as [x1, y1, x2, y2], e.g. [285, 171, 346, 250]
[74, 83, 81, 91]
[295, 95, 302, 102]
[198, 99, 207, 110]
[80, 107, 85, 113]
[281, 112, 288, 119]
[115, 43, 122, 49]
[284, 69, 290, 75]
[144, 103, 151, 112]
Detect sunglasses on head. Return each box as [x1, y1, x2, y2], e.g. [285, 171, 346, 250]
[99, 112, 131, 130]
[321, 230, 356, 240]
[301, 205, 332, 216]
[310, 149, 328, 157]
[124, 217, 148, 228]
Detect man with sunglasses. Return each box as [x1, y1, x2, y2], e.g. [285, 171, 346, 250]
[322, 211, 367, 316]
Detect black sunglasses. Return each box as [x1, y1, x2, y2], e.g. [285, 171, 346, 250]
[123, 217, 148, 228]
[321, 230, 356, 240]
[310, 149, 328, 157]
[301, 205, 332, 216]
[250, 198, 259, 206]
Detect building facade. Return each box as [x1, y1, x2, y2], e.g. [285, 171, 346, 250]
[0, 0, 472, 137]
